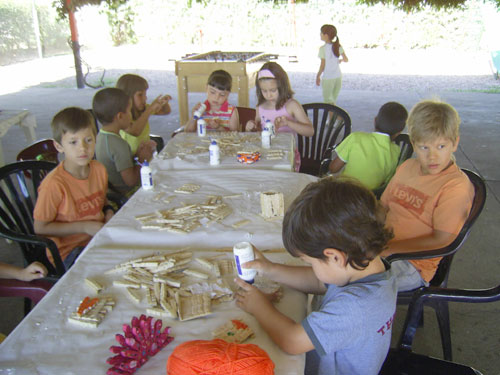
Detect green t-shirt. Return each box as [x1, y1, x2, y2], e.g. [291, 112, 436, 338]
[336, 132, 401, 190]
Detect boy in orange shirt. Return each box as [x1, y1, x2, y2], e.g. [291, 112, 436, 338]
[380, 99, 474, 291]
[34, 107, 114, 270]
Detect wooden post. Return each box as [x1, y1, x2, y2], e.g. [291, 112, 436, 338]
[66, 0, 84, 89]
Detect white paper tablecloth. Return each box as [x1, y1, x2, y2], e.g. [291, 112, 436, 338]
[0, 169, 317, 375]
[153, 132, 295, 172]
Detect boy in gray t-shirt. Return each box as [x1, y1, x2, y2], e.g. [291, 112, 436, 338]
[235, 177, 397, 375]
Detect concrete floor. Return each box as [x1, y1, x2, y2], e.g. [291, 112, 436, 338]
[1, 59, 499, 374]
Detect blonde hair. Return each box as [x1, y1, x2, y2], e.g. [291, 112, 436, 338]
[407, 99, 460, 144]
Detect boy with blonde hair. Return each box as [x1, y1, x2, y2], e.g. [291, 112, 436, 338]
[380, 99, 474, 291]
[34, 107, 114, 269]
[235, 178, 396, 375]
[93, 88, 153, 196]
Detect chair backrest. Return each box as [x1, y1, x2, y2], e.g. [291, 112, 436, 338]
[237, 107, 256, 132]
[393, 133, 414, 165]
[0, 160, 64, 277]
[298, 103, 352, 176]
[16, 139, 58, 163]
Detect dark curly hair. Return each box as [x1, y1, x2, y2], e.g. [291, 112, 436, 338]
[282, 177, 393, 270]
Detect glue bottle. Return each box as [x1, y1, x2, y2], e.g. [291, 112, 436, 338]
[209, 139, 220, 165]
[265, 119, 276, 138]
[197, 118, 207, 137]
[140, 160, 153, 190]
[261, 126, 271, 149]
[193, 103, 207, 120]
[233, 241, 257, 284]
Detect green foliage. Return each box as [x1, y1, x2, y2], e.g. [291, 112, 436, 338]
[357, 0, 500, 11]
[99, 0, 137, 46]
[52, 0, 102, 19]
[0, 0, 67, 64]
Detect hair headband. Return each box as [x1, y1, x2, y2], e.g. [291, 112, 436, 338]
[258, 69, 275, 79]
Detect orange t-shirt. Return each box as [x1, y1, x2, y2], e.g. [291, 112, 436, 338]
[381, 159, 474, 282]
[33, 160, 108, 261]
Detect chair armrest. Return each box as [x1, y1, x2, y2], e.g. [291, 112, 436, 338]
[412, 284, 500, 305]
[150, 134, 164, 152]
[171, 126, 185, 138]
[0, 228, 65, 277]
[0, 278, 54, 305]
[385, 241, 460, 263]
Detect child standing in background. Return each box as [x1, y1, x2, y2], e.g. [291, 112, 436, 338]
[246, 62, 313, 136]
[116, 74, 171, 155]
[184, 70, 240, 132]
[316, 24, 348, 106]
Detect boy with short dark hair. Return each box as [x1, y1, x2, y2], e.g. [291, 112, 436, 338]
[381, 99, 474, 292]
[34, 107, 113, 269]
[235, 178, 397, 375]
[184, 69, 240, 132]
[93, 87, 153, 195]
[327, 101, 408, 190]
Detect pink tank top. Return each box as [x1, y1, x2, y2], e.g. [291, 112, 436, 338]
[258, 100, 294, 133]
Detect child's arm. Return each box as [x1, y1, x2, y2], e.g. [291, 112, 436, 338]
[381, 230, 458, 257]
[235, 278, 315, 355]
[243, 248, 326, 294]
[0, 262, 48, 281]
[229, 108, 240, 131]
[276, 100, 314, 137]
[245, 107, 260, 132]
[125, 96, 166, 137]
[329, 156, 345, 174]
[184, 102, 204, 132]
[34, 219, 103, 237]
[340, 51, 349, 63]
[316, 58, 325, 86]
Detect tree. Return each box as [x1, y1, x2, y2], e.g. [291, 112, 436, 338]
[356, 0, 500, 11]
[52, 0, 134, 88]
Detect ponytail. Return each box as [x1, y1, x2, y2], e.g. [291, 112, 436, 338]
[332, 36, 340, 58]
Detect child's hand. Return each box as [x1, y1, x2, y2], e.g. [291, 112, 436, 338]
[234, 278, 273, 315]
[20, 262, 48, 281]
[205, 118, 221, 129]
[84, 221, 104, 236]
[275, 116, 288, 130]
[191, 102, 203, 117]
[104, 209, 114, 223]
[246, 120, 257, 132]
[241, 248, 274, 277]
[137, 142, 154, 162]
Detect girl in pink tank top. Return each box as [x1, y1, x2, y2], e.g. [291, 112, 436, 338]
[246, 62, 314, 171]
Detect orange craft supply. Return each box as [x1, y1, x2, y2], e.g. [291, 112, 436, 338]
[77, 297, 99, 316]
[231, 320, 248, 330]
[166, 339, 275, 375]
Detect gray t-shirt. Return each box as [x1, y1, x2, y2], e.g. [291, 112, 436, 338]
[96, 130, 134, 195]
[302, 261, 397, 375]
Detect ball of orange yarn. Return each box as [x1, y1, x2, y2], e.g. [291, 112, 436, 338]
[166, 339, 275, 375]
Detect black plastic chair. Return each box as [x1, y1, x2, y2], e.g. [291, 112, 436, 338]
[16, 139, 59, 164]
[237, 106, 256, 132]
[298, 103, 351, 176]
[0, 161, 65, 280]
[386, 169, 487, 361]
[380, 283, 500, 375]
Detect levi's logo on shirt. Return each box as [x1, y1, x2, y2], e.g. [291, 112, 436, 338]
[391, 183, 429, 216]
[76, 191, 104, 217]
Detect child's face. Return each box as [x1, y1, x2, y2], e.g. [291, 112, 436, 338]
[55, 126, 95, 168]
[133, 90, 147, 112]
[259, 79, 279, 104]
[320, 32, 329, 42]
[413, 136, 459, 175]
[206, 85, 229, 111]
[299, 251, 349, 286]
